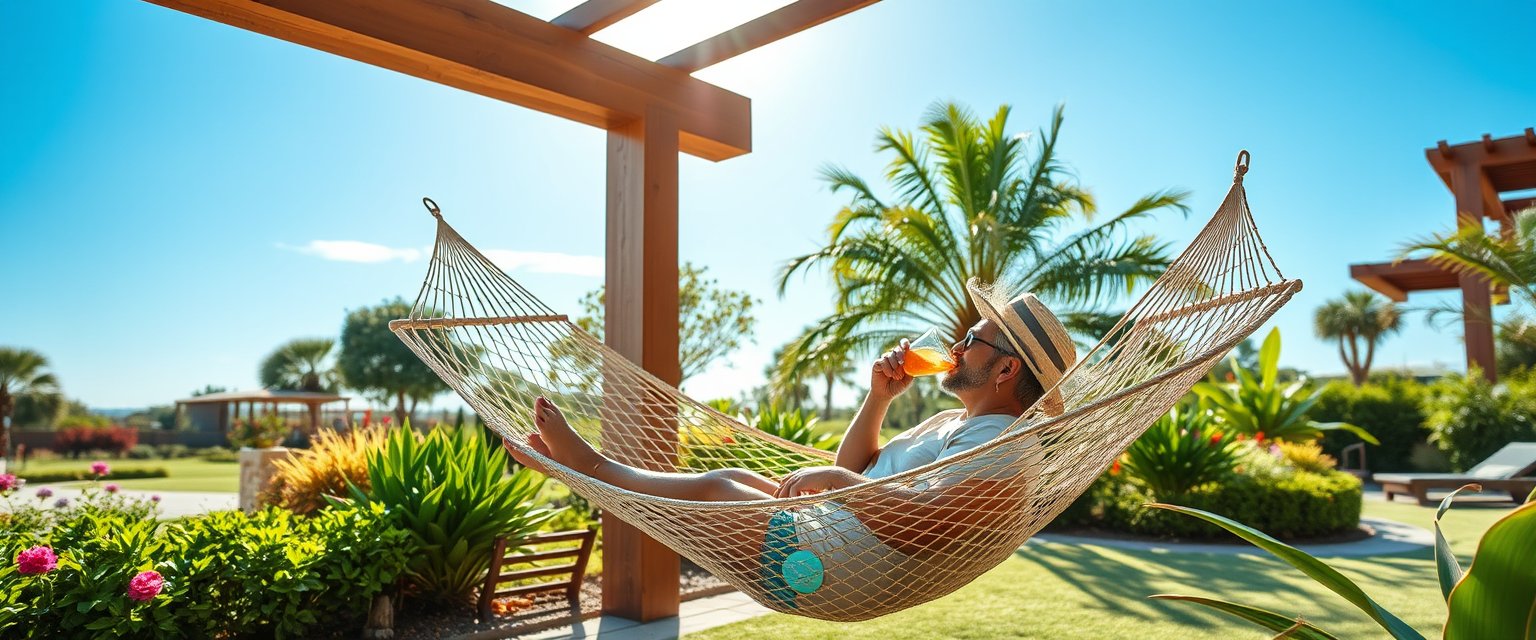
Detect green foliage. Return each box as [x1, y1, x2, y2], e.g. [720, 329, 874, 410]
[577, 263, 758, 382]
[16, 466, 169, 483]
[743, 405, 837, 451]
[227, 412, 290, 449]
[259, 337, 339, 392]
[1313, 290, 1402, 385]
[1119, 407, 1242, 495]
[1149, 490, 1536, 640]
[337, 298, 449, 424]
[1193, 328, 1376, 444]
[1424, 368, 1536, 471]
[347, 424, 556, 603]
[773, 101, 1189, 385]
[1099, 468, 1362, 539]
[1309, 377, 1429, 472]
[0, 347, 64, 457]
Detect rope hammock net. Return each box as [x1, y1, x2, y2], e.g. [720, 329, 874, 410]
[390, 152, 1300, 621]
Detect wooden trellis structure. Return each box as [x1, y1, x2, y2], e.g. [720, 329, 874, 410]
[1351, 128, 1536, 381]
[140, 0, 884, 621]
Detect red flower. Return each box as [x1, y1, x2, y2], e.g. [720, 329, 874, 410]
[127, 570, 164, 602]
[0, 474, 18, 492]
[1110, 461, 1122, 476]
[1210, 432, 1223, 445]
[16, 546, 57, 575]
[1254, 431, 1265, 443]
[1225, 372, 1236, 382]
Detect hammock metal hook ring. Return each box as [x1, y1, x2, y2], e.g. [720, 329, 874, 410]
[1234, 150, 1251, 183]
[422, 197, 442, 219]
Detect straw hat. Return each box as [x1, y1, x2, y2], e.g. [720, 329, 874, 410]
[966, 278, 1078, 416]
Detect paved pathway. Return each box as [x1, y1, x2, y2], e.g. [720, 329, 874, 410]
[25, 485, 238, 519]
[512, 591, 770, 640]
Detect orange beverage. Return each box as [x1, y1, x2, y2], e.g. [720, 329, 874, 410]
[903, 347, 955, 377]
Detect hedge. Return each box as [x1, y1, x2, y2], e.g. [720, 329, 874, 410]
[1052, 470, 1362, 540]
[1310, 377, 1429, 473]
[15, 468, 170, 484]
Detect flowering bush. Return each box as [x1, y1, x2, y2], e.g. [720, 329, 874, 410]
[53, 427, 138, 458]
[227, 413, 292, 449]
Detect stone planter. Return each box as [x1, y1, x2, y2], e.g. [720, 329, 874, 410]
[238, 447, 291, 513]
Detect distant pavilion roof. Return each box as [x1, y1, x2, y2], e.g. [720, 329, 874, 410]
[175, 390, 349, 405]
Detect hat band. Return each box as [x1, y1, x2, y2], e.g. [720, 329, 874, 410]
[1012, 299, 1067, 372]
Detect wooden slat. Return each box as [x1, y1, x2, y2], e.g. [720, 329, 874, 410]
[500, 564, 580, 582]
[494, 581, 571, 599]
[551, 0, 662, 35]
[504, 548, 583, 564]
[388, 315, 567, 331]
[142, 0, 752, 161]
[525, 529, 597, 544]
[658, 0, 883, 73]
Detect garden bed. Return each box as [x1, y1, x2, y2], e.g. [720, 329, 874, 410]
[394, 559, 732, 640]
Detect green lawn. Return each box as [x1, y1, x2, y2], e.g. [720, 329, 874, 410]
[688, 500, 1515, 640]
[14, 457, 241, 493]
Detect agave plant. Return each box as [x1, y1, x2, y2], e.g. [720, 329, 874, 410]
[1193, 328, 1377, 444]
[1119, 406, 1244, 496]
[342, 423, 556, 602]
[744, 405, 838, 451]
[1148, 485, 1536, 639]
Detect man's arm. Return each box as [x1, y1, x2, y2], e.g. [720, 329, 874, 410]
[834, 339, 915, 473]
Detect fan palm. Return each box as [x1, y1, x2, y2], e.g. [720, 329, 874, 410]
[0, 347, 63, 459]
[774, 101, 1189, 382]
[1313, 290, 1402, 386]
[1400, 207, 1536, 352]
[259, 338, 338, 392]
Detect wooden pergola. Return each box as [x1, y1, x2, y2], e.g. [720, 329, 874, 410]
[173, 389, 350, 434]
[141, 0, 884, 621]
[1351, 128, 1536, 381]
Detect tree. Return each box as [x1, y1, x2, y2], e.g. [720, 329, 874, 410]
[576, 263, 758, 382]
[337, 299, 449, 425]
[259, 338, 339, 392]
[772, 326, 857, 418]
[1401, 206, 1536, 357]
[773, 101, 1189, 383]
[0, 347, 63, 460]
[1313, 290, 1402, 386]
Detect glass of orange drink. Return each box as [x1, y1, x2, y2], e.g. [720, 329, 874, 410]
[902, 328, 956, 377]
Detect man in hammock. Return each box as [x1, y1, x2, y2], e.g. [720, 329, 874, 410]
[506, 285, 1077, 541]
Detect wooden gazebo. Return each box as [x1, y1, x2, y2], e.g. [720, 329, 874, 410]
[141, 0, 885, 621]
[174, 389, 351, 434]
[1351, 128, 1536, 381]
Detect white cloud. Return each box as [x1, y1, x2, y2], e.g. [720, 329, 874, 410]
[281, 240, 422, 263]
[481, 249, 604, 277]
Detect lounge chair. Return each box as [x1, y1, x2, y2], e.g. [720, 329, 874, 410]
[1374, 442, 1536, 506]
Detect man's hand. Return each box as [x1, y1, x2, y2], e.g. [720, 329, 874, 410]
[774, 466, 865, 499]
[868, 339, 917, 402]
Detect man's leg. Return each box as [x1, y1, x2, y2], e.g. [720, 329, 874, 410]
[508, 397, 778, 502]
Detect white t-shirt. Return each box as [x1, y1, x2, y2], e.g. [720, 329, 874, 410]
[862, 409, 1020, 480]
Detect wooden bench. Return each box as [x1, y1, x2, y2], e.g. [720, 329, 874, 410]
[479, 526, 598, 620]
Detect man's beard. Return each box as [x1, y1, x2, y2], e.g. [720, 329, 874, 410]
[941, 351, 1001, 393]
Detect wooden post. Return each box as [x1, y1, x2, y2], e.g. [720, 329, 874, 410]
[600, 105, 682, 622]
[1453, 164, 1497, 382]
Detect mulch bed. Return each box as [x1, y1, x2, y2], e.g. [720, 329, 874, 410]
[393, 559, 733, 640]
[1044, 523, 1376, 546]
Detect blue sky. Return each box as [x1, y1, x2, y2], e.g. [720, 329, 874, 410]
[2, 0, 1534, 411]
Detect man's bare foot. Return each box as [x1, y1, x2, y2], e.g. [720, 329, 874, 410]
[510, 397, 608, 476]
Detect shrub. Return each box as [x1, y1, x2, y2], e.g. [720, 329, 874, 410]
[1100, 469, 1361, 539]
[261, 427, 383, 515]
[126, 445, 157, 459]
[52, 426, 138, 458]
[17, 466, 169, 484]
[348, 424, 556, 603]
[1425, 368, 1536, 471]
[153, 444, 191, 459]
[1309, 377, 1429, 472]
[1119, 407, 1243, 495]
[199, 448, 239, 462]
[1277, 440, 1337, 474]
[227, 413, 290, 449]
[1193, 328, 1376, 444]
[743, 404, 838, 451]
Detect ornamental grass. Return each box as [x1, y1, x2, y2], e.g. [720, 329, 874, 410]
[261, 427, 383, 515]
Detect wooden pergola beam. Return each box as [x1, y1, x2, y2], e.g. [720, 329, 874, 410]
[658, 0, 883, 73]
[551, 0, 663, 36]
[145, 0, 751, 161]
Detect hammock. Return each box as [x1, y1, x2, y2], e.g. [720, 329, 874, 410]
[390, 152, 1299, 621]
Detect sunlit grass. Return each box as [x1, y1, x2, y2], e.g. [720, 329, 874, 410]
[15, 457, 241, 493]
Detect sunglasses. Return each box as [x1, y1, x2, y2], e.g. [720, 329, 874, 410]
[953, 330, 1019, 359]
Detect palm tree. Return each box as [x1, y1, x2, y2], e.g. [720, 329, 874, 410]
[773, 327, 858, 418]
[1313, 290, 1402, 386]
[774, 101, 1189, 381]
[1400, 206, 1536, 361]
[259, 338, 338, 392]
[0, 348, 64, 460]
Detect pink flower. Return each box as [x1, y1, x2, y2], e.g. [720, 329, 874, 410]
[127, 570, 164, 601]
[90, 461, 110, 476]
[0, 474, 17, 491]
[35, 487, 53, 500]
[104, 484, 120, 494]
[150, 495, 161, 503]
[16, 546, 58, 575]
[54, 498, 70, 508]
